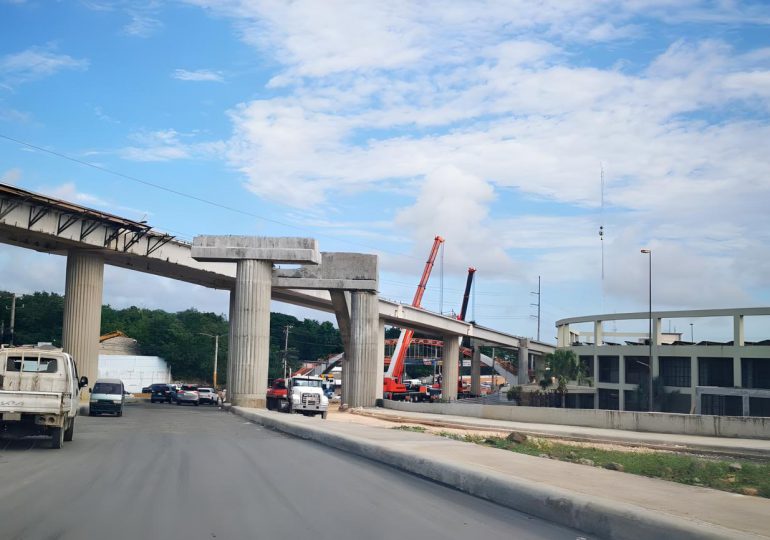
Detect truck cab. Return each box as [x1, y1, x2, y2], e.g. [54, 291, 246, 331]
[0, 346, 88, 448]
[267, 375, 328, 418]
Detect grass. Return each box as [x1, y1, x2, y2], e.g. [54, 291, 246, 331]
[435, 431, 770, 498]
[392, 425, 427, 433]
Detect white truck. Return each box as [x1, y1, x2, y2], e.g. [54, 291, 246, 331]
[267, 375, 329, 418]
[0, 346, 88, 448]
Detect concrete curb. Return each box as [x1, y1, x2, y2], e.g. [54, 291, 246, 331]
[228, 405, 763, 540]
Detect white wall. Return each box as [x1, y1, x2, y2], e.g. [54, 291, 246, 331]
[383, 400, 770, 439]
[98, 355, 171, 394]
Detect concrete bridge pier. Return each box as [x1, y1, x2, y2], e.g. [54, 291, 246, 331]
[470, 345, 481, 395]
[192, 237, 321, 408]
[346, 291, 379, 408]
[442, 335, 459, 401]
[62, 250, 104, 400]
[518, 339, 530, 385]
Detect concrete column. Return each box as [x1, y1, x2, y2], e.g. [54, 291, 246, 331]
[62, 251, 104, 401]
[618, 355, 626, 411]
[442, 334, 459, 401]
[690, 355, 699, 413]
[734, 315, 745, 346]
[230, 259, 272, 408]
[556, 325, 567, 347]
[346, 291, 379, 408]
[517, 339, 529, 385]
[652, 318, 661, 377]
[593, 354, 599, 410]
[742, 393, 750, 417]
[594, 320, 603, 345]
[225, 289, 236, 399]
[470, 345, 481, 395]
[734, 358, 742, 388]
[376, 322, 385, 401]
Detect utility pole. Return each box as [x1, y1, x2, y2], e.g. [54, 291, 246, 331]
[9, 293, 17, 346]
[530, 276, 541, 341]
[198, 333, 225, 388]
[283, 325, 293, 379]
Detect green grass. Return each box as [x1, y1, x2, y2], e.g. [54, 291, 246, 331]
[392, 425, 428, 433]
[434, 432, 770, 498]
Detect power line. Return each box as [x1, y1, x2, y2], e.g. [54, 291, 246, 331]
[0, 133, 420, 259]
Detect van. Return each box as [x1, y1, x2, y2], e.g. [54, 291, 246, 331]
[89, 379, 125, 417]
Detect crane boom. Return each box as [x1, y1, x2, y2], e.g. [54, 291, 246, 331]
[457, 267, 476, 321]
[385, 235, 444, 381]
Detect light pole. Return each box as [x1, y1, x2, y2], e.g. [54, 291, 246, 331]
[640, 249, 653, 412]
[283, 325, 293, 379]
[199, 333, 225, 388]
[690, 323, 694, 343]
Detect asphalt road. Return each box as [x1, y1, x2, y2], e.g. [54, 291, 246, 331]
[0, 402, 589, 540]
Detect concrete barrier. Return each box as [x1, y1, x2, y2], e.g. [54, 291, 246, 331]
[383, 401, 770, 439]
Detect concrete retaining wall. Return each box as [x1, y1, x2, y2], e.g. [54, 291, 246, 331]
[382, 401, 770, 439]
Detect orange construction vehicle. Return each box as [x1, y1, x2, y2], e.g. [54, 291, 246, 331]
[383, 236, 444, 402]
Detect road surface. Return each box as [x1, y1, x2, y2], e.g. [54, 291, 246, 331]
[0, 402, 590, 539]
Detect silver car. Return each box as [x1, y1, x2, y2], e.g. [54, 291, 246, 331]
[176, 385, 199, 406]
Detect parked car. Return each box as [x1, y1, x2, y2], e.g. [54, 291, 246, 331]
[176, 384, 199, 406]
[89, 379, 125, 417]
[197, 387, 218, 405]
[142, 385, 152, 393]
[150, 383, 174, 403]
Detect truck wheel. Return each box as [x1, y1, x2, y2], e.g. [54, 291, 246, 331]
[50, 427, 64, 449]
[321, 411, 327, 419]
[194, 402, 199, 406]
[117, 410, 123, 417]
[64, 419, 75, 441]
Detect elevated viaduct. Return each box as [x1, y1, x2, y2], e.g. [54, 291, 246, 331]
[0, 183, 553, 406]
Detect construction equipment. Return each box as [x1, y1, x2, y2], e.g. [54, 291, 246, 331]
[383, 236, 444, 401]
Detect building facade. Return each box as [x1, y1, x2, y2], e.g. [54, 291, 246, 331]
[555, 308, 770, 417]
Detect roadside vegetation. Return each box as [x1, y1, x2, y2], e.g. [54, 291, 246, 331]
[434, 431, 769, 498]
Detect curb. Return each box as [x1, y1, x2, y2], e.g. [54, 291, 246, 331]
[228, 405, 761, 540]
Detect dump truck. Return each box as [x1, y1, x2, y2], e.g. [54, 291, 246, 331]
[0, 346, 88, 448]
[266, 375, 328, 418]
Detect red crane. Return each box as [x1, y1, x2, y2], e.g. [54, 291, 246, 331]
[383, 235, 444, 400]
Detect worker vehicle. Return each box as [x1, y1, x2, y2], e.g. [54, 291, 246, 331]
[176, 384, 199, 406]
[89, 378, 125, 416]
[0, 346, 88, 449]
[383, 236, 443, 402]
[266, 376, 328, 418]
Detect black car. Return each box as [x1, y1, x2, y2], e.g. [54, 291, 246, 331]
[149, 383, 174, 403]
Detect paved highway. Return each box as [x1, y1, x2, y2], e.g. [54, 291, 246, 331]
[0, 402, 589, 540]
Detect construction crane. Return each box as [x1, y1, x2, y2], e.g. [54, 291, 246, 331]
[458, 267, 476, 322]
[383, 235, 444, 400]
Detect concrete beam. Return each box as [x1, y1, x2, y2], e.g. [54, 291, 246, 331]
[273, 252, 378, 291]
[192, 235, 321, 264]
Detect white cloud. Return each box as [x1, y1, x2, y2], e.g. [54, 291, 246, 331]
[151, 1, 770, 329]
[122, 11, 162, 37]
[1, 168, 22, 185]
[172, 69, 224, 82]
[0, 46, 87, 88]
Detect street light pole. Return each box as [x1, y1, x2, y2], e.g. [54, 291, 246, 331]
[283, 325, 293, 380]
[690, 323, 694, 343]
[641, 249, 653, 412]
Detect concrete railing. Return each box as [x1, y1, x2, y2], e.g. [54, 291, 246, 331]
[382, 401, 770, 439]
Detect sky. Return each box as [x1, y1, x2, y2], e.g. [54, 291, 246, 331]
[1, 0, 769, 343]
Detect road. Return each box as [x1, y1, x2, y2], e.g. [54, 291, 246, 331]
[0, 402, 589, 540]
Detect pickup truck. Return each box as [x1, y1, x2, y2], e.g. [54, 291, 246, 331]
[0, 346, 88, 448]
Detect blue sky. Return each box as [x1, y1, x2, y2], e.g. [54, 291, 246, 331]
[1, 0, 770, 343]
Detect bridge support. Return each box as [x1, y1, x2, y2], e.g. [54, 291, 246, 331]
[518, 339, 529, 385]
[192, 237, 321, 408]
[470, 345, 481, 396]
[442, 335, 459, 401]
[62, 251, 104, 400]
[346, 291, 379, 407]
